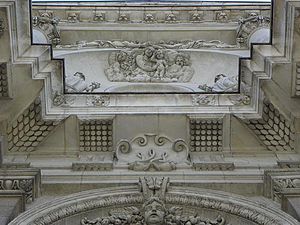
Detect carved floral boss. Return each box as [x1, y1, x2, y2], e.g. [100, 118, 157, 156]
[116, 134, 190, 171]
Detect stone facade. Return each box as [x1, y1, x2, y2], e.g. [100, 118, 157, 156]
[0, 0, 300, 224]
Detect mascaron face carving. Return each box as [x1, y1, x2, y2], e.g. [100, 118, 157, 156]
[81, 177, 227, 225]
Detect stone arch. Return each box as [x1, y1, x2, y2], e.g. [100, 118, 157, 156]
[9, 178, 299, 225]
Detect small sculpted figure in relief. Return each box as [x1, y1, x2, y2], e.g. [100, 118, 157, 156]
[65, 72, 101, 93]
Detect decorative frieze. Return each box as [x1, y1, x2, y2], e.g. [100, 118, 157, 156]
[0, 63, 8, 97]
[72, 162, 113, 171]
[0, 169, 40, 203]
[244, 99, 295, 151]
[7, 98, 61, 152]
[189, 119, 223, 152]
[32, 3, 270, 25]
[56, 39, 236, 50]
[193, 162, 234, 171]
[79, 120, 113, 152]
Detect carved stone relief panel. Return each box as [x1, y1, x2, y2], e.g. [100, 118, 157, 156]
[6, 98, 61, 152]
[115, 134, 190, 171]
[243, 99, 296, 151]
[0, 63, 8, 97]
[79, 119, 113, 152]
[57, 43, 240, 94]
[189, 118, 223, 152]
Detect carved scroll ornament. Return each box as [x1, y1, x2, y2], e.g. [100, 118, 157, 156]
[116, 134, 190, 171]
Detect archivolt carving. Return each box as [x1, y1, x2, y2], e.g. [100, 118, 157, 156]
[116, 134, 190, 171]
[9, 177, 299, 225]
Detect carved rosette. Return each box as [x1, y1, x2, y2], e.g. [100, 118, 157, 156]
[116, 134, 190, 171]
